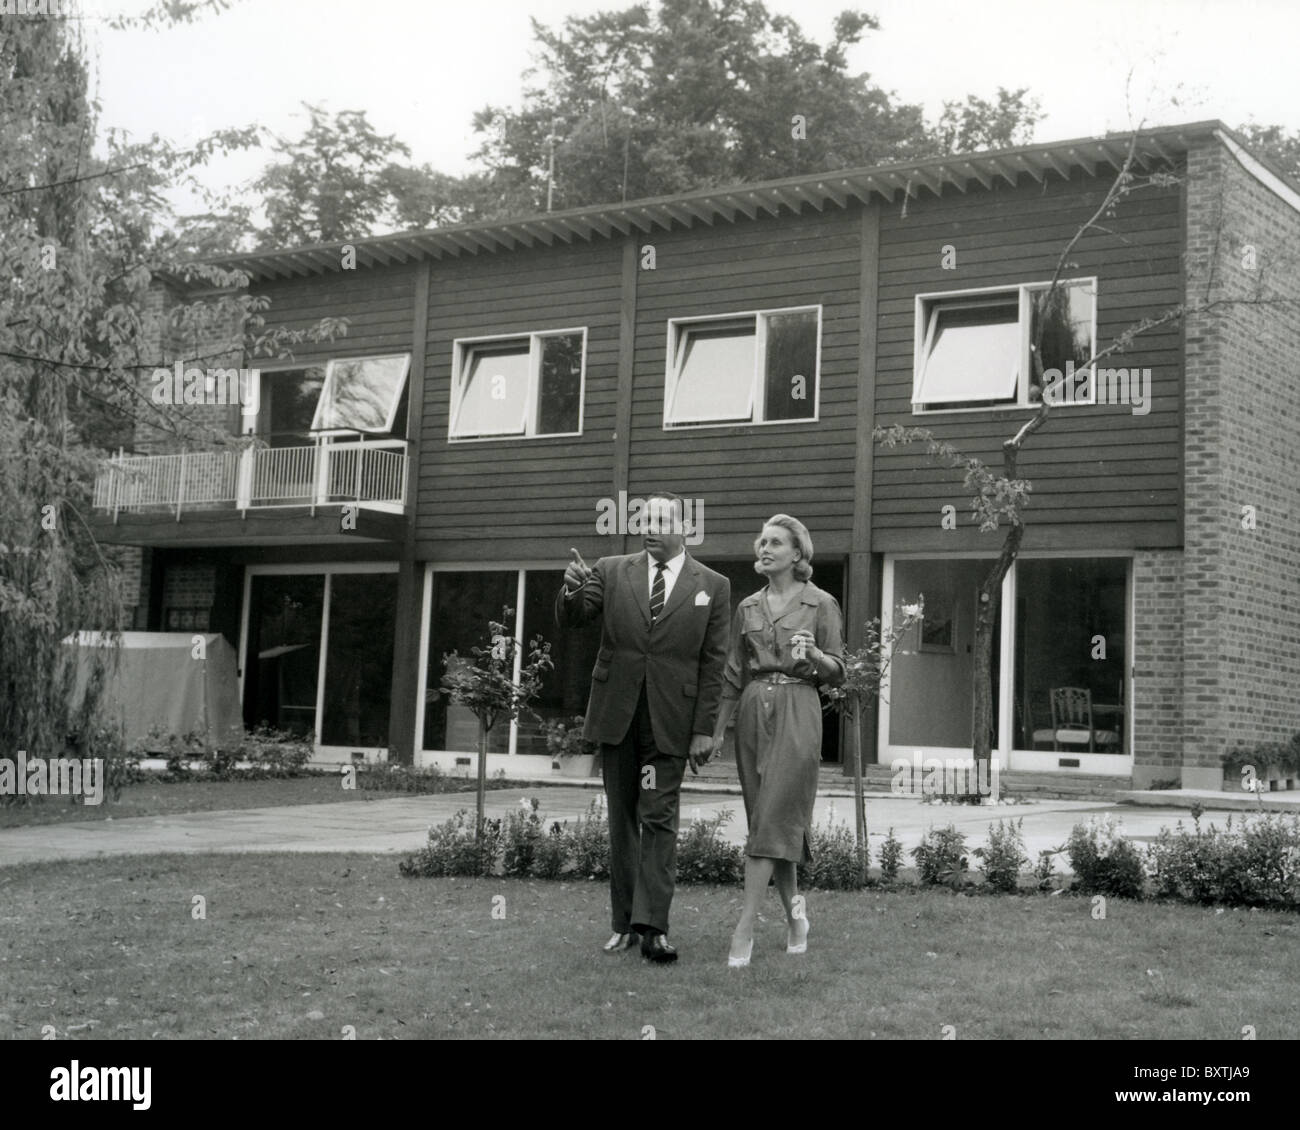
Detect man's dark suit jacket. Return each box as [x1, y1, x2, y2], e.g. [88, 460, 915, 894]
[555, 552, 731, 757]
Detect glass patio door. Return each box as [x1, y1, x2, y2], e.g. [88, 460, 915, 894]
[883, 557, 1003, 753]
[879, 555, 1133, 776]
[241, 566, 398, 755]
[1009, 557, 1131, 773]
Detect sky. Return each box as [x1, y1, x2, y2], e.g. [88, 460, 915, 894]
[76, 0, 1300, 221]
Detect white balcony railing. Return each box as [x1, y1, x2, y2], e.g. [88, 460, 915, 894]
[94, 438, 408, 519]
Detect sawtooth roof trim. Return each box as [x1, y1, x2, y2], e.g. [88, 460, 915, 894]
[207, 120, 1262, 283]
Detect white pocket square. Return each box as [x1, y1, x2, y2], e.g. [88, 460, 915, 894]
[695, 592, 710, 606]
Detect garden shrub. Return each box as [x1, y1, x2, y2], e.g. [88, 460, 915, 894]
[800, 816, 866, 890]
[130, 725, 313, 781]
[676, 809, 743, 885]
[355, 762, 446, 793]
[1147, 813, 1300, 909]
[1066, 814, 1145, 898]
[501, 798, 547, 878]
[564, 797, 611, 880]
[531, 822, 569, 880]
[398, 799, 1297, 915]
[877, 828, 904, 885]
[912, 824, 969, 887]
[974, 818, 1028, 893]
[399, 810, 502, 877]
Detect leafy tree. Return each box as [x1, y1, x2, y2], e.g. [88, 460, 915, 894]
[466, 0, 1040, 216]
[253, 104, 415, 247]
[1236, 122, 1300, 183]
[0, 5, 342, 767]
[235, 4, 1046, 237]
[930, 87, 1043, 155]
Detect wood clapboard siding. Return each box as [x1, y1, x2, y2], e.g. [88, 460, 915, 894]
[631, 206, 862, 555]
[249, 264, 416, 363]
[417, 239, 624, 560]
[872, 169, 1185, 551]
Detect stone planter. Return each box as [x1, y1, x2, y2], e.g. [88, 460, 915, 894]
[554, 754, 597, 778]
[1223, 767, 1297, 792]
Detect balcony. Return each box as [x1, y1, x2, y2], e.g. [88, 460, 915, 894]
[91, 437, 409, 547]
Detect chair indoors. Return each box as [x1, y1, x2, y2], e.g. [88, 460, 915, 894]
[1023, 692, 1056, 750]
[1049, 686, 1119, 753]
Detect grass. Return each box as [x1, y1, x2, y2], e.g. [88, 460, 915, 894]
[0, 774, 519, 829]
[1, 852, 1296, 1040]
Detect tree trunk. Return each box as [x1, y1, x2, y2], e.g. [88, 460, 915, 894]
[851, 707, 867, 884]
[970, 524, 1025, 797]
[475, 720, 488, 840]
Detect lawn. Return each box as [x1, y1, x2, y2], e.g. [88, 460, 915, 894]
[1, 852, 1295, 1040]
[0, 774, 520, 829]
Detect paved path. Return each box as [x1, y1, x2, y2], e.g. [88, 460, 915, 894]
[0, 786, 1275, 871]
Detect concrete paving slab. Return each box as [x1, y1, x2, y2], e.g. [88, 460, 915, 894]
[0, 785, 1284, 874]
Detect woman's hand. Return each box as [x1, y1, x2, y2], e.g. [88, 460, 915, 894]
[790, 630, 821, 663]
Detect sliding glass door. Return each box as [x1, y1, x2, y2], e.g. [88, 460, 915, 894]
[241, 564, 398, 757]
[879, 554, 1131, 775]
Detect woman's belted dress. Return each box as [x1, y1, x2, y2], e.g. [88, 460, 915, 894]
[722, 582, 846, 863]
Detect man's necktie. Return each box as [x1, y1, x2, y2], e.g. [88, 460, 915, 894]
[649, 561, 667, 622]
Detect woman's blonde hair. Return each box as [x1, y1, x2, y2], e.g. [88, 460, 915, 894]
[754, 514, 813, 581]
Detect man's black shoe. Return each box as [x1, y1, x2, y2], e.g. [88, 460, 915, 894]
[602, 931, 640, 954]
[640, 933, 678, 964]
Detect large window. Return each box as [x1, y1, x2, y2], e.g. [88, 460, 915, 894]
[257, 367, 326, 447]
[879, 555, 1131, 774]
[421, 569, 600, 757]
[887, 559, 1002, 750]
[244, 574, 324, 737]
[321, 573, 399, 747]
[422, 571, 518, 754]
[665, 306, 819, 427]
[913, 280, 1095, 412]
[313, 355, 411, 435]
[241, 567, 398, 752]
[450, 329, 585, 440]
[1014, 558, 1127, 755]
[252, 357, 409, 444]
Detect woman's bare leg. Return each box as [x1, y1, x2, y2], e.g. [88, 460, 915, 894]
[729, 855, 776, 960]
[772, 859, 797, 919]
[774, 859, 809, 949]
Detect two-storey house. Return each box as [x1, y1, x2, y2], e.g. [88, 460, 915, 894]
[91, 120, 1300, 790]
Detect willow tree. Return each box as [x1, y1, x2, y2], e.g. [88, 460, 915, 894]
[0, 3, 338, 768]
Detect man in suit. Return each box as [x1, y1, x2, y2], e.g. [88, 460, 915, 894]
[556, 491, 730, 963]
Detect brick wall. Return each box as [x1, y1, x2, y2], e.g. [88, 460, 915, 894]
[117, 281, 245, 625]
[1131, 549, 1183, 787]
[1182, 137, 1300, 787]
[161, 561, 217, 630]
[136, 280, 246, 457]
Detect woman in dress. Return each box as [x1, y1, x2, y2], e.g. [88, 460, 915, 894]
[712, 514, 845, 967]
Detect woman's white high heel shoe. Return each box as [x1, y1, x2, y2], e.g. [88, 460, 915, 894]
[728, 938, 754, 968]
[786, 915, 809, 954]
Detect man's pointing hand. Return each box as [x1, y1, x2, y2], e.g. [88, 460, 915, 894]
[564, 548, 593, 593]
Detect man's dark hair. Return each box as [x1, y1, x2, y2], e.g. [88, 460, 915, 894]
[645, 490, 684, 513]
[645, 490, 688, 535]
